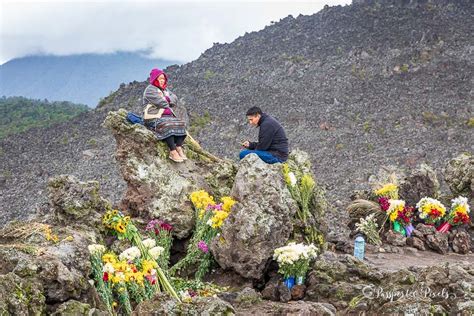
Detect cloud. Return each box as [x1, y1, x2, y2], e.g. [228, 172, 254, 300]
[0, 0, 351, 64]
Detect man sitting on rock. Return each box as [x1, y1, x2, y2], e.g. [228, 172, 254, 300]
[240, 106, 289, 164]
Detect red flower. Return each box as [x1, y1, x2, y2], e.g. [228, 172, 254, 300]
[429, 208, 441, 218]
[103, 272, 109, 282]
[378, 197, 390, 212]
[159, 221, 173, 231]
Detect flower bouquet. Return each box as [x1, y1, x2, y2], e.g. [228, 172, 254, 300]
[374, 183, 399, 213]
[102, 210, 179, 302]
[386, 199, 415, 236]
[170, 190, 236, 280]
[355, 214, 382, 245]
[416, 197, 446, 226]
[273, 242, 318, 288]
[438, 196, 471, 233]
[146, 219, 173, 269]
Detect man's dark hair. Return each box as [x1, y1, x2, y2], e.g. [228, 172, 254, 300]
[246, 106, 262, 116]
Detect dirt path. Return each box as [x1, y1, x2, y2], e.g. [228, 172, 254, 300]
[365, 250, 474, 272]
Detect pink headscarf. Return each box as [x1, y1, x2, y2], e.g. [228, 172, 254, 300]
[149, 68, 167, 89]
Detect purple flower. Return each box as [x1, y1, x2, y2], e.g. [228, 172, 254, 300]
[146, 219, 159, 231]
[197, 241, 208, 253]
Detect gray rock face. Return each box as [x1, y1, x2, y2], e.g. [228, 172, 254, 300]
[305, 251, 473, 314]
[135, 294, 235, 315]
[406, 236, 426, 251]
[399, 164, 440, 205]
[452, 231, 470, 254]
[425, 233, 449, 254]
[47, 174, 111, 224]
[385, 230, 407, 247]
[444, 153, 474, 199]
[103, 109, 236, 238]
[211, 154, 297, 279]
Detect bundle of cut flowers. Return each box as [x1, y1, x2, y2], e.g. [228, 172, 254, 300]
[355, 214, 381, 245]
[386, 199, 414, 226]
[446, 196, 470, 226]
[145, 219, 173, 269]
[374, 183, 399, 211]
[101, 210, 179, 302]
[375, 183, 399, 199]
[416, 197, 446, 225]
[170, 190, 236, 280]
[273, 242, 318, 278]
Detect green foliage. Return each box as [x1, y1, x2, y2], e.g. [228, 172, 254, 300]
[189, 111, 211, 134]
[203, 70, 216, 80]
[0, 96, 88, 139]
[400, 64, 409, 73]
[362, 120, 371, 132]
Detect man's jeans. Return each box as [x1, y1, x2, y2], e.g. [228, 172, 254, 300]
[239, 149, 283, 164]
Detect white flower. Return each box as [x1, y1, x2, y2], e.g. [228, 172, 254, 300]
[149, 246, 164, 259]
[451, 196, 470, 213]
[288, 172, 297, 187]
[207, 219, 213, 226]
[88, 244, 105, 255]
[103, 262, 115, 274]
[142, 238, 156, 249]
[119, 246, 141, 261]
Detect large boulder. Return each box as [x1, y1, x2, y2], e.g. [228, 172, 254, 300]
[48, 174, 111, 225]
[444, 153, 474, 199]
[304, 252, 474, 314]
[134, 293, 235, 315]
[103, 109, 236, 238]
[399, 164, 440, 205]
[211, 154, 298, 279]
[0, 175, 111, 313]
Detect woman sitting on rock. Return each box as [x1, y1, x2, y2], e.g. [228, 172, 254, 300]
[143, 68, 187, 162]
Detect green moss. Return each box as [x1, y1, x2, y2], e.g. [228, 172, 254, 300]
[467, 117, 474, 128]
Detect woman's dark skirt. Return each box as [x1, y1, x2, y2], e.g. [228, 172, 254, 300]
[145, 115, 187, 140]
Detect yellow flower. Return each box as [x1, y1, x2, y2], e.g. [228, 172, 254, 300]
[210, 210, 229, 228]
[112, 210, 118, 215]
[221, 196, 236, 213]
[112, 302, 118, 308]
[102, 253, 117, 264]
[190, 190, 215, 210]
[375, 183, 399, 199]
[123, 216, 131, 223]
[115, 221, 126, 234]
[141, 260, 157, 274]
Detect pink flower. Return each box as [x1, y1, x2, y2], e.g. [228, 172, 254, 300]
[197, 241, 209, 253]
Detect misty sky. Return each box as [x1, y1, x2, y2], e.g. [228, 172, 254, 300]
[0, 0, 352, 65]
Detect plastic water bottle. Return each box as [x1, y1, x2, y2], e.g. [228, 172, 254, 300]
[354, 234, 365, 260]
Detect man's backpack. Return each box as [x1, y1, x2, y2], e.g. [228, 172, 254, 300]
[126, 112, 144, 125]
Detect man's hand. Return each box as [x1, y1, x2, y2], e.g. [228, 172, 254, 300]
[241, 140, 250, 148]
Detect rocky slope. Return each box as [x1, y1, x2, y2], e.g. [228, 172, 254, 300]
[1, 0, 473, 240]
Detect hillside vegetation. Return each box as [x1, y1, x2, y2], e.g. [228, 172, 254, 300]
[0, 96, 89, 139]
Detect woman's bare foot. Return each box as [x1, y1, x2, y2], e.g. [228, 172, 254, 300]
[169, 150, 183, 162]
[176, 146, 187, 160]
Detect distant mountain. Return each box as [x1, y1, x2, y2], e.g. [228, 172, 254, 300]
[0, 96, 89, 139]
[0, 52, 179, 107]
